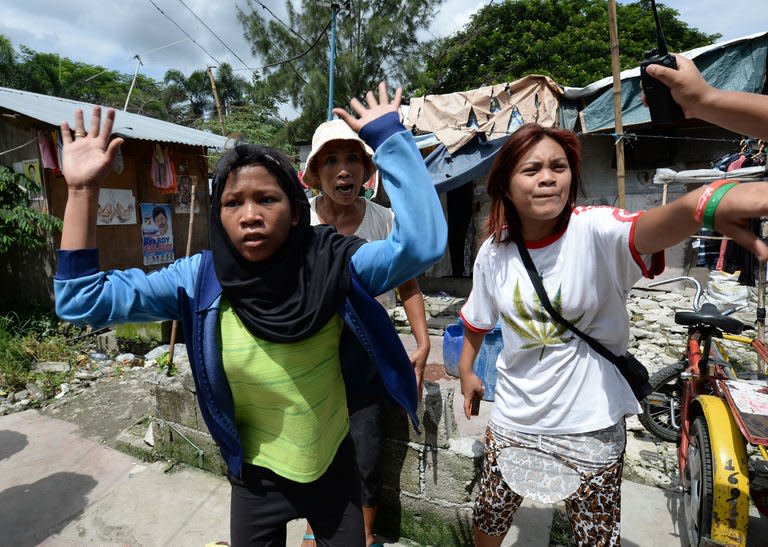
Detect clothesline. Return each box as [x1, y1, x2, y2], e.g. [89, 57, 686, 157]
[0, 137, 36, 157]
[582, 132, 744, 144]
[653, 166, 767, 186]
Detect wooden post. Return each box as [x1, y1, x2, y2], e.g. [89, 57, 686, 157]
[167, 180, 197, 373]
[607, 0, 626, 209]
[207, 66, 227, 135]
[758, 217, 767, 377]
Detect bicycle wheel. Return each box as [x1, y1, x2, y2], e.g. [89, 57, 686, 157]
[684, 415, 714, 546]
[638, 361, 684, 442]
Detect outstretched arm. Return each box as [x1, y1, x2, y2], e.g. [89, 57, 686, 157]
[646, 54, 768, 140]
[634, 182, 768, 261]
[60, 107, 124, 249]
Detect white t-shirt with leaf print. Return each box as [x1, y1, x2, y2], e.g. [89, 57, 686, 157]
[460, 206, 664, 435]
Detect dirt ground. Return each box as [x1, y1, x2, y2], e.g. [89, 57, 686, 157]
[39, 367, 157, 446]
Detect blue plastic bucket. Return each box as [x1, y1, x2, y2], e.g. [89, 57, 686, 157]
[442, 319, 502, 401]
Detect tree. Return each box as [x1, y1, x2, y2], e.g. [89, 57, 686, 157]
[163, 68, 213, 123]
[237, 0, 443, 140]
[416, 0, 720, 93]
[215, 63, 251, 116]
[0, 166, 62, 255]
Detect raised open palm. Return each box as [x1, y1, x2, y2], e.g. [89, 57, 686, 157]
[61, 107, 124, 191]
[332, 81, 402, 133]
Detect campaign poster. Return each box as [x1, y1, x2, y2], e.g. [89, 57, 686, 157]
[12, 159, 43, 200]
[140, 203, 174, 266]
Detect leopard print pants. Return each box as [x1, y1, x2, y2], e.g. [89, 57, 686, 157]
[474, 428, 622, 546]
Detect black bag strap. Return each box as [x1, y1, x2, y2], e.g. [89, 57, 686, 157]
[516, 241, 625, 367]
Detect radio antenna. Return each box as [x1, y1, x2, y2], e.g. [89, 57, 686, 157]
[651, 0, 668, 56]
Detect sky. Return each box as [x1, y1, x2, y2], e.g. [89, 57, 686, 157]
[1, 0, 767, 116]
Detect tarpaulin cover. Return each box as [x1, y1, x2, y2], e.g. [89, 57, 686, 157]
[404, 75, 561, 154]
[571, 33, 768, 132]
[426, 134, 508, 192]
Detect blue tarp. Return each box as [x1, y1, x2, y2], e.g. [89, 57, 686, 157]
[426, 134, 508, 192]
[573, 33, 768, 132]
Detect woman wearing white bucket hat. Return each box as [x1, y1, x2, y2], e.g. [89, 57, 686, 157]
[301, 117, 431, 547]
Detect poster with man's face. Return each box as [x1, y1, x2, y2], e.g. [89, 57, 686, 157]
[140, 203, 174, 266]
[12, 159, 43, 200]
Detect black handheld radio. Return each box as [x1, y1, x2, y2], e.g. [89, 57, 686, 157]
[639, 0, 683, 123]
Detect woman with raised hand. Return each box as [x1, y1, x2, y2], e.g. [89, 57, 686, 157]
[54, 82, 446, 546]
[300, 113, 431, 547]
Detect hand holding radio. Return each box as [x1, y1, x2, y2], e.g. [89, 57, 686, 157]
[645, 54, 711, 119]
[639, 0, 683, 123]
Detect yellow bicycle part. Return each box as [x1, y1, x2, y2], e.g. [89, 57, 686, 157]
[721, 333, 754, 345]
[695, 395, 750, 547]
[760, 445, 768, 462]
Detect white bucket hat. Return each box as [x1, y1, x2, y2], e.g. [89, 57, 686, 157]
[303, 119, 374, 188]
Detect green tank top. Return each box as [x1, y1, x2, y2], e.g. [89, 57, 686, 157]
[220, 300, 349, 483]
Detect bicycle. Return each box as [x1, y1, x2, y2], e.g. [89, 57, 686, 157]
[641, 276, 768, 546]
[639, 277, 760, 443]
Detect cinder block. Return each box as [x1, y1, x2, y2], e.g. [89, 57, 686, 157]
[383, 381, 457, 448]
[423, 446, 483, 504]
[153, 420, 226, 475]
[380, 439, 423, 496]
[96, 330, 119, 354]
[153, 383, 201, 429]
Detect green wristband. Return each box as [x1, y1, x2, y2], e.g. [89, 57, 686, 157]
[702, 182, 738, 229]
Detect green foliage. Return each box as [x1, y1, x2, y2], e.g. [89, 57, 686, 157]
[0, 165, 62, 255]
[548, 507, 576, 546]
[0, 310, 86, 393]
[0, 35, 266, 129]
[0, 322, 33, 390]
[155, 351, 177, 377]
[417, 0, 720, 93]
[196, 105, 291, 151]
[237, 0, 444, 140]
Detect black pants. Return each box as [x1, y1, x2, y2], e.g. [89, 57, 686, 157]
[348, 398, 384, 506]
[229, 436, 364, 546]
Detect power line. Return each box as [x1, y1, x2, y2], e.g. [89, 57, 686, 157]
[262, 19, 332, 70]
[254, 0, 311, 47]
[146, 0, 220, 65]
[175, 0, 251, 70]
[138, 38, 191, 58]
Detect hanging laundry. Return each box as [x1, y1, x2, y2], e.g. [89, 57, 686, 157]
[53, 130, 63, 175]
[151, 144, 177, 193]
[37, 130, 58, 170]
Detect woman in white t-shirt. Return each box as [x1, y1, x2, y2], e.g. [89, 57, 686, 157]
[459, 123, 768, 546]
[301, 118, 431, 547]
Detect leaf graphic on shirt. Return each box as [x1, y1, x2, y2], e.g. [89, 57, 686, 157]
[500, 281, 582, 360]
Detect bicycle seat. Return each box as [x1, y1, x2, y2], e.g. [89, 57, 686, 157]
[674, 303, 746, 334]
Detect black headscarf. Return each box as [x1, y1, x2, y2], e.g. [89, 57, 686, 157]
[209, 144, 365, 343]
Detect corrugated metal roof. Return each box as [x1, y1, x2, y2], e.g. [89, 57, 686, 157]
[0, 86, 230, 149]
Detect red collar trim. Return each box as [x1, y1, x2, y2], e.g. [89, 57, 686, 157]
[524, 227, 567, 248]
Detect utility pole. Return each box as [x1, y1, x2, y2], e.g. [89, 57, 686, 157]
[607, 0, 626, 209]
[124, 55, 143, 111]
[206, 66, 227, 135]
[327, 2, 340, 121]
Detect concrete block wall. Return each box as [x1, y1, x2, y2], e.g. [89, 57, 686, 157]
[149, 364, 485, 546]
